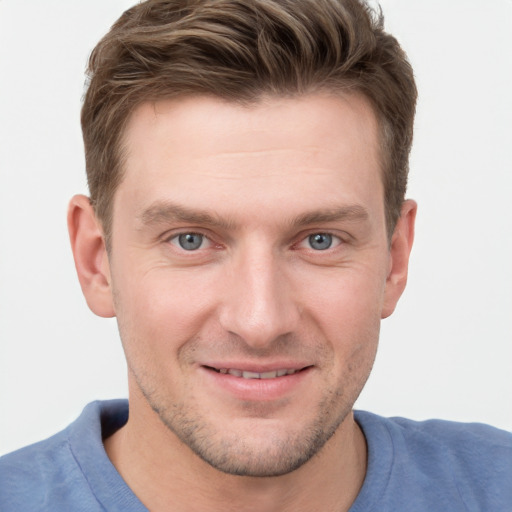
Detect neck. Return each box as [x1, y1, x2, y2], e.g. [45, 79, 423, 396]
[104, 395, 367, 512]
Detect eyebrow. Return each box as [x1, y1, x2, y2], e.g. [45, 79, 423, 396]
[137, 201, 237, 230]
[290, 205, 369, 227]
[137, 201, 369, 230]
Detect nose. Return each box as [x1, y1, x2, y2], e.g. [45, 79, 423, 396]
[218, 245, 300, 349]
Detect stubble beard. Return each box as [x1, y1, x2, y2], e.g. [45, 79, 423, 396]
[114, 297, 378, 478]
[132, 368, 357, 477]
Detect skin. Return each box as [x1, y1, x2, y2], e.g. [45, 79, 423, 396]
[68, 93, 416, 512]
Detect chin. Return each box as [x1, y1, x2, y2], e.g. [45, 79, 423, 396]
[148, 390, 350, 478]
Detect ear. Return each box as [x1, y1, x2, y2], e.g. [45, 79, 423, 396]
[67, 194, 115, 318]
[381, 199, 417, 319]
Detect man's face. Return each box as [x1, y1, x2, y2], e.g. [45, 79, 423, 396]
[107, 94, 397, 476]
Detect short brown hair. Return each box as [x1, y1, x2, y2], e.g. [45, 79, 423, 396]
[82, 0, 417, 242]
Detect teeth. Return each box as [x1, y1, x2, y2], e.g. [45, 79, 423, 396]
[218, 368, 299, 379]
[242, 371, 261, 379]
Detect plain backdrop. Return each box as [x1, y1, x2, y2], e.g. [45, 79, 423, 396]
[0, 0, 511, 456]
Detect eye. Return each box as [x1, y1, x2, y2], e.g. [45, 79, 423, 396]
[303, 233, 341, 251]
[169, 233, 210, 251]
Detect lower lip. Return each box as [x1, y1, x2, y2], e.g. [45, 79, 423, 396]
[200, 367, 312, 402]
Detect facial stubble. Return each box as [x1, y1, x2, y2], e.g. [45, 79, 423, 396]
[123, 335, 376, 478]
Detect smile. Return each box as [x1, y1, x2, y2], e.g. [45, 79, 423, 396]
[209, 367, 302, 379]
[201, 364, 313, 401]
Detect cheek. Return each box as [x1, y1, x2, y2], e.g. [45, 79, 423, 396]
[315, 279, 381, 400]
[297, 265, 385, 365]
[111, 263, 224, 353]
[300, 263, 387, 322]
[111, 271, 211, 398]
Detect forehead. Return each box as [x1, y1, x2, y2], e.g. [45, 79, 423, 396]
[123, 93, 380, 163]
[116, 93, 384, 225]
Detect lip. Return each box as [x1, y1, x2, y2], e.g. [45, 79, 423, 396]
[199, 360, 312, 373]
[199, 363, 313, 402]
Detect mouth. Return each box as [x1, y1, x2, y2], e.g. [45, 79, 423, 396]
[200, 364, 313, 401]
[203, 366, 311, 379]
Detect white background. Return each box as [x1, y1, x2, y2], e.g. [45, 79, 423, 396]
[0, 0, 511, 456]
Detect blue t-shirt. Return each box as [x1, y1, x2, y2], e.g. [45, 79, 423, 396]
[1, 400, 511, 511]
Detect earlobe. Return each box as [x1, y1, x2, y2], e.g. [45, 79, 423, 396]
[381, 199, 417, 319]
[67, 194, 115, 318]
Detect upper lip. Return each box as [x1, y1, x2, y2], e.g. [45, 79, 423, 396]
[200, 362, 312, 373]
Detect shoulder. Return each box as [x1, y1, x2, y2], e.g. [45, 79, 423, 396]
[0, 400, 129, 512]
[357, 409, 512, 457]
[354, 411, 512, 511]
[0, 426, 81, 510]
[386, 414, 511, 470]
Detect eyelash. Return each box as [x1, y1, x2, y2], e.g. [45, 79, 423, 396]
[164, 230, 345, 253]
[296, 232, 343, 251]
[166, 232, 214, 251]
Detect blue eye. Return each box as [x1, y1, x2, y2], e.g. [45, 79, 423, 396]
[174, 233, 206, 251]
[308, 233, 333, 250]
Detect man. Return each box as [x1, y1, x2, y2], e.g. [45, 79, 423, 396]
[0, 0, 510, 510]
